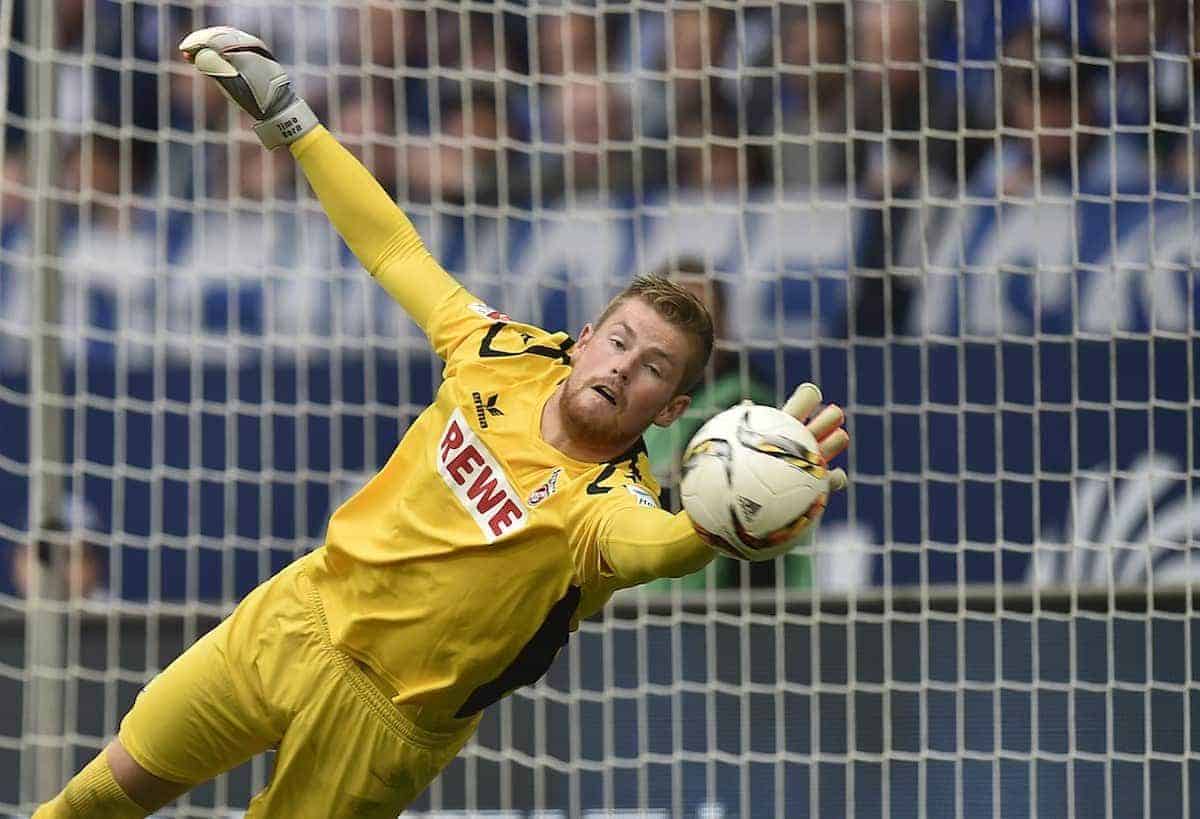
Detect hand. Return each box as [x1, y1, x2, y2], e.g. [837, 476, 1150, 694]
[781, 382, 849, 494]
[178, 26, 318, 150]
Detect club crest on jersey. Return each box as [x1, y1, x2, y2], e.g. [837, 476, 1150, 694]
[468, 302, 512, 323]
[527, 468, 563, 507]
[437, 409, 527, 542]
[624, 484, 659, 509]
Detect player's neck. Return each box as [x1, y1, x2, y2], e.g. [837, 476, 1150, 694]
[541, 386, 635, 464]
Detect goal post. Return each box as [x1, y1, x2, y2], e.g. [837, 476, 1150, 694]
[1, 0, 1197, 816]
[13, 0, 70, 802]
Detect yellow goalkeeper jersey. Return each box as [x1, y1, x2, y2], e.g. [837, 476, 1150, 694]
[293, 127, 711, 728]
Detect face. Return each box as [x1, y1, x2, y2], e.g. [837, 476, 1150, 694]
[558, 298, 694, 452]
[1094, 0, 1151, 57]
[673, 273, 729, 341]
[855, 0, 921, 96]
[539, 12, 599, 75]
[11, 541, 101, 599]
[1005, 68, 1077, 170]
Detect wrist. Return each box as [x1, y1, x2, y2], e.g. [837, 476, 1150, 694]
[253, 98, 318, 150]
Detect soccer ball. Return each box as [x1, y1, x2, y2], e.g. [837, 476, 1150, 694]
[680, 404, 830, 561]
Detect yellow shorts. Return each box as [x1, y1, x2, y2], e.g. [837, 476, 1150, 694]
[118, 556, 477, 818]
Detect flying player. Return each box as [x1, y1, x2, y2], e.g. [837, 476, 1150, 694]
[36, 27, 850, 818]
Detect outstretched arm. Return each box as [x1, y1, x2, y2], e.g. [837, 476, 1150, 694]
[288, 128, 457, 329]
[179, 26, 457, 332]
[597, 383, 850, 587]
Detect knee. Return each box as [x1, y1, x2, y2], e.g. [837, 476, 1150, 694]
[31, 793, 77, 818]
[32, 745, 147, 819]
[103, 740, 190, 812]
[35, 740, 186, 819]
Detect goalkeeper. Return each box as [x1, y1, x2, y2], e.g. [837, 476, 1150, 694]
[37, 27, 849, 819]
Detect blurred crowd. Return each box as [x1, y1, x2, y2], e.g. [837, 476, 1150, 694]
[2, 0, 1196, 206]
[0, 0, 1196, 595]
[0, 0, 1193, 345]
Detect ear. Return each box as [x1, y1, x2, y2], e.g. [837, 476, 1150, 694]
[574, 322, 595, 350]
[652, 393, 691, 427]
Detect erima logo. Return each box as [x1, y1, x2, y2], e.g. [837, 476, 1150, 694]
[437, 409, 527, 542]
[737, 496, 763, 520]
[472, 392, 503, 429]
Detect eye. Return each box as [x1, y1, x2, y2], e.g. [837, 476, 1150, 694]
[610, 337, 625, 350]
[646, 363, 663, 378]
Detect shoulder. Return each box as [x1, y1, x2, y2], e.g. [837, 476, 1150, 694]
[430, 288, 574, 367]
[474, 318, 575, 364]
[578, 440, 662, 511]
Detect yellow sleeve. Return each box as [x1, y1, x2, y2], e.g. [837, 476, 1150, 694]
[597, 508, 715, 587]
[570, 488, 714, 588]
[289, 126, 456, 333]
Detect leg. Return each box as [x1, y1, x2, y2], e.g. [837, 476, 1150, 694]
[30, 743, 163, 819]
[35, 568, 295, 816]
[114, 620, 281, 788]
[32, 741, 189, 818]
[105, 739, 191, 811]
[245, 655, 475, 819]
[245, 568, 478, 817]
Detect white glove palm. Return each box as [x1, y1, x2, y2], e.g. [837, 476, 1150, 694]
[179, 26, 317, 149]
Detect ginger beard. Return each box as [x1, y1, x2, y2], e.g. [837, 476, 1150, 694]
[556, 368, 634, 452]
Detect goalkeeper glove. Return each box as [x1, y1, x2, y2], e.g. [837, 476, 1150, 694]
[178, 26, 318, 150]
[781, 382, 849, 494]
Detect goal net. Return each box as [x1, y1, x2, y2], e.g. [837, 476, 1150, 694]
[1, 0, 1197, 815]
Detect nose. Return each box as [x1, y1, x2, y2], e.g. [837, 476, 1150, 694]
[611, 354, 634, 382]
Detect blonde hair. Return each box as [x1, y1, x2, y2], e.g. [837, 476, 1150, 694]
[594, 274, 714, 394]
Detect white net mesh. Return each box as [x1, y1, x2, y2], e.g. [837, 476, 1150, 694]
[0, 0, 1197, 816]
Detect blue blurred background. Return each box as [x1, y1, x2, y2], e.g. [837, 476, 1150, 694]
[0, 0, 1198, 816]
[0, 0, 1197, 602]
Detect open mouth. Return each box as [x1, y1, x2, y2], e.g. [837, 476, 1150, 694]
[591, 385, 617, 405]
